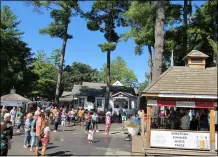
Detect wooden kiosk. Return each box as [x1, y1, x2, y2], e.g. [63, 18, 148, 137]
[138, 50, 217, 156]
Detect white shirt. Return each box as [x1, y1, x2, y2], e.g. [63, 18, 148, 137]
[44, 126, 50, 137]
[180, 114, 190, 130]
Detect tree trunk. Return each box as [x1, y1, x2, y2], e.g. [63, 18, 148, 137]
[212, 1, 217, 66]
[183, 0, 188, 54]
[55, 24, 69, 106]
[105, 50, 111, 111]
[148, 45, 153, 83]
[151, 0, 165, 125]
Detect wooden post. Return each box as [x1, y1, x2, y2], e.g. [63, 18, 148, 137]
[141, 110, 145, 136]
[146, 106, 151, 148]
[210, 108, 215, 152]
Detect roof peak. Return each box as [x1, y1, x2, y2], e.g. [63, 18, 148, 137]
[183, 50, 209, 60]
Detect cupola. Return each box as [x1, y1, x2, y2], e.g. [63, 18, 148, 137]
[183, 50, 209, 69]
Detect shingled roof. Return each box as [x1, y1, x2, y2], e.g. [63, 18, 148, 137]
[72, 82, 136, 97]
[142, 66, 217, 95]
[183, 50, 209, 60]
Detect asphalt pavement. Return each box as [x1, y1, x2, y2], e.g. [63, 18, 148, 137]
[8, 123, 131, 156]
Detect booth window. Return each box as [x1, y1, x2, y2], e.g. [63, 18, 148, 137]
[151, 107, 211, 131]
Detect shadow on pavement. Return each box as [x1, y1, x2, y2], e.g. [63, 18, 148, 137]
[46, 145, 59, 150]
[47, 151, 73, 156]
[92, 140, 100, 143]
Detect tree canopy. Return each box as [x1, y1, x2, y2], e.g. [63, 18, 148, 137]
[1, 5, 38, 96]
[62, 62, 100, 91]
[99, 56, 137, 87]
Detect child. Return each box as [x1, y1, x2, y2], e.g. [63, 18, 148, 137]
[0, 121, 8, 156]
[121, 111, 127, 129]
[30, 115, 36, 151]
[87, 126, 94, 144]
[61, 111, 67, 131]
[105, 112, 111, 135]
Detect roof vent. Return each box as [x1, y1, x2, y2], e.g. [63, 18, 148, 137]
[183, 50, 209, 69]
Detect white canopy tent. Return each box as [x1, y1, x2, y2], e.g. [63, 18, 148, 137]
[0, 88, 32, 112]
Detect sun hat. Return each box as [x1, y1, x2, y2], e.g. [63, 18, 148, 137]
[4, 113, 11, 119]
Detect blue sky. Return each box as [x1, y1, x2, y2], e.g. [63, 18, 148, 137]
[2, 1, 206, 83]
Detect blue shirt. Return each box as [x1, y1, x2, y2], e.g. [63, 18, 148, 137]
[24, 119, 31, 132]
[30, 120, 36, 132]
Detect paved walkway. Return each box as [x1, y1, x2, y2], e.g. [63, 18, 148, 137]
[8, 123, 131, 156]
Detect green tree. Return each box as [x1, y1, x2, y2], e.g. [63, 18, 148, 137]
[1, 5, 38, 96]
[62, 62, 100, 91]
[138, 73, 150, 93]
[31, 51, 58, 100]
[99, 56, 137, 87]
[123, 1, 181, 82]
[31, 1, 81, 105]
[85, 0, 131, 110]
[164, 1, 216, 67]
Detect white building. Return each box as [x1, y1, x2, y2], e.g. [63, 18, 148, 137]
[59, 81, 138, 115]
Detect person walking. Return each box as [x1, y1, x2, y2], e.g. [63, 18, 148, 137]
[61, 110, 67, 131]
[91, 111, 99, 132]
[16, 107, 23, 132]
[35, 113, 46, 156]
[85, 112, 92, 132]
[78, 108, 85, 126]
[9, 107, 16, 127]
[41, 120, 50, 156]
[4, 113, 13, 154]
[87, 126, 94, 144]
[69, 109, 75, 126]
[121, 111, 127, 129]
[105, 112, 111, 135]
[23, 113, 32, 148]
[30, 115, 37, 151]
[53, 113, 60, 132]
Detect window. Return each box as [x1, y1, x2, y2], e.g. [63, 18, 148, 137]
[79, 98, 85, 107]
[191, 58, 203, 63]
[97, 99, 102, 107]
[73, 99, 78, 105]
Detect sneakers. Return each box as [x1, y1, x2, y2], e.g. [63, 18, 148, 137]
[53, 130, 57, 132]
[96, 130, 99, 132]
[23, 145, 28, 148]
[17, 130, 20, 133]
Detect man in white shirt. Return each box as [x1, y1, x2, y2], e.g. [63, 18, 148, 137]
[9, 107, 16, 126]
[180, 110, 190, 130]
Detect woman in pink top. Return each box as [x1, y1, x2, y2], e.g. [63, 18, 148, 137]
[105, 112, 111, 135]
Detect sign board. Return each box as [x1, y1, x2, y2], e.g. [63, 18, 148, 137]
[216, 133, 217, 151]
[0, 100, 23, 107]
[151, 130, 210, 150]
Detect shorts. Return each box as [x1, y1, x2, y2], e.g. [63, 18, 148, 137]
[35, 136, 42, 147]
[78, 117, 84, 122]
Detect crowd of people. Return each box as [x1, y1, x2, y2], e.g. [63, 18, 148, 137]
[155, 107, 213, 131]
[0, 105, 114, 156]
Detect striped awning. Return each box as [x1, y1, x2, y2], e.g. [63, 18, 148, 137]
[147, 100, 217, 109]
